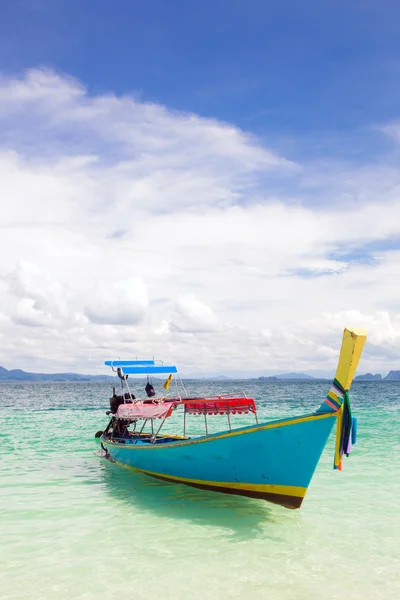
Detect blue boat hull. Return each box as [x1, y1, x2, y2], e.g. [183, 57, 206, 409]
[102, 412, 336, 509]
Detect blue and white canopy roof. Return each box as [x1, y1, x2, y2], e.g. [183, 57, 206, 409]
[104, 360, 155, 367]
[104, 359, 178, 375]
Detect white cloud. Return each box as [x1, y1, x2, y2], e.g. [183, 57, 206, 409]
[170, 294, 221, 333]
[84, 278, 148, 325]
[0, 68, 400, 376]
[379, 121, 400, 143]
[5, 262, 68, 318]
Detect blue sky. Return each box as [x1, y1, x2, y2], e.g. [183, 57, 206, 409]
[1, 0, 400, 375]
[2, 0, 400, 138]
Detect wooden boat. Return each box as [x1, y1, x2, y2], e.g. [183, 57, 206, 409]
[96, 328, 366, 509]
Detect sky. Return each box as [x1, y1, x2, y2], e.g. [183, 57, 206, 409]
[1, 0, 400, 377]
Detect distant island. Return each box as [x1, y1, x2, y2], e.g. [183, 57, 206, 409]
[0, 365, 114, 382]
[354, 373, 382, 381]
[354, 371, 400, 381]
[384, 370, 400, 380]
[258, 371, 400, 382]
[258, 372, 316, 381]
[1, 365, 400, 382]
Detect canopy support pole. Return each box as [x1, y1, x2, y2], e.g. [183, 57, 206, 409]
[125, 378, 134, 401]
[174, 374, 180, 399]
[183, 409, 186, 438]
[135, 419, 148, 444]
[152, 418, 167, 442]
[178, 374, 188, 397]
[119, 375, 134, 402]
[204, 404, 208, 435]
[255, 411, 258, 424]
[226, 404, 231, 431]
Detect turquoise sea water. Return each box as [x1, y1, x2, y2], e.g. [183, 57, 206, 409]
[1, 380, 399, 600]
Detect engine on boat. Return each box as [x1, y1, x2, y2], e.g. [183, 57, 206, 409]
[109, 391, 135, 414]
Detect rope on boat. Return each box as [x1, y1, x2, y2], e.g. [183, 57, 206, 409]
[333, 378, 357, 471]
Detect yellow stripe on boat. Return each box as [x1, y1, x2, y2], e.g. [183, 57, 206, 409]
[115, 462, 307, 499]
[327, 390, 340, 403]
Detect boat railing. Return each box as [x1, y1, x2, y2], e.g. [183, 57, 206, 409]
[127, 394, 183, 404]
[108, 393, 257, 442]
[119, 392, 249, 405]
[182, 392, 247, 402]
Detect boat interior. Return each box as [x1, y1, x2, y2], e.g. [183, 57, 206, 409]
[98, 359, 259, 448]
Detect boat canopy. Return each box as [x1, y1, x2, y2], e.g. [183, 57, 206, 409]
[116, 402, 177, 420]
[104, 360, 155, 367]
[119, 365, 178, 375]
[184, 397, 256, 415]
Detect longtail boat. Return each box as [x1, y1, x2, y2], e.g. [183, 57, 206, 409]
[96, 328, 366, 509]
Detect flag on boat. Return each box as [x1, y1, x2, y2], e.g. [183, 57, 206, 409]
[163, 374, 173, 390]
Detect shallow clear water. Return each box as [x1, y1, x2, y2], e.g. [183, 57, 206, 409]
[1, 381, 399, 599]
